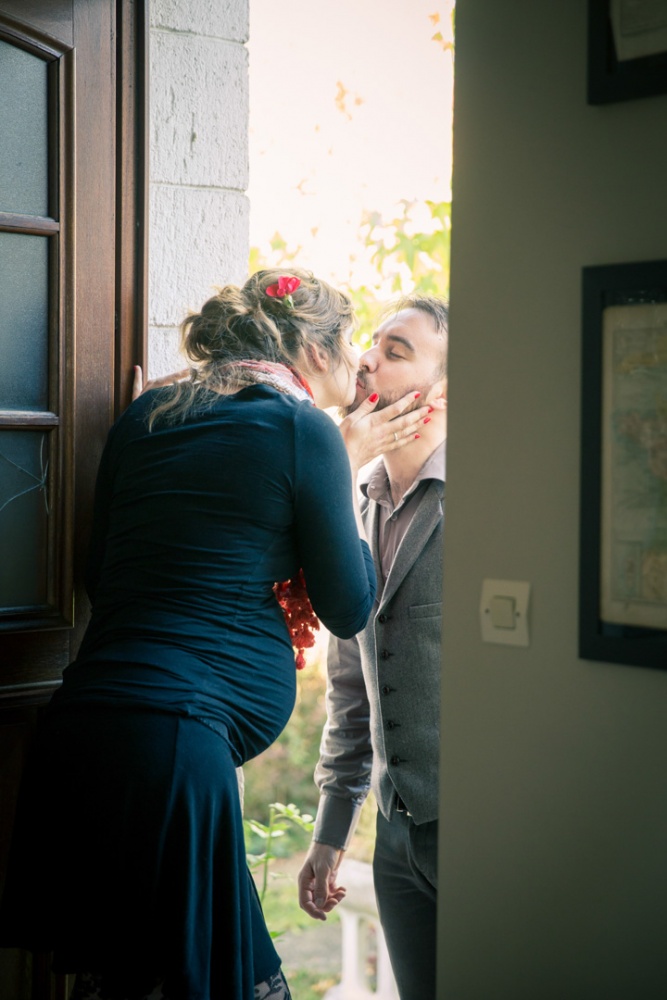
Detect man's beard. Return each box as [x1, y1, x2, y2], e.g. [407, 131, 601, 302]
[341, 374, 431, 418]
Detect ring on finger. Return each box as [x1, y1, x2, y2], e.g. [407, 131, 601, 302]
[393, 431, 399, 442]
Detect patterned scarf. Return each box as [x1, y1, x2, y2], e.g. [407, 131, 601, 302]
[227, 359, 313, 402]
[233, 361, 319, 669]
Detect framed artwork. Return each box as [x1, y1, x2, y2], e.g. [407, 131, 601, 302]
[588, 0, 667, 104]
[580, 259, 667, 669]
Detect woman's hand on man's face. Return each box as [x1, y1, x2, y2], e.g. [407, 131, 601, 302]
[339, 390, 432, 472]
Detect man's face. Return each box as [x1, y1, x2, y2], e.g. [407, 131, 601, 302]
[346, 308, 446, 414]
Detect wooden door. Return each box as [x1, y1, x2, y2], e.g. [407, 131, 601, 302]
[0, 2, 147, 995]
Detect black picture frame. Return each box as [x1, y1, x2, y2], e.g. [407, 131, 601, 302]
[580, 260, 667, 669]
[588, 0, 667, 104]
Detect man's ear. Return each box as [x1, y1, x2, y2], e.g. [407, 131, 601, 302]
[306, 343, 329, 373]
[425, 379, 447, 410]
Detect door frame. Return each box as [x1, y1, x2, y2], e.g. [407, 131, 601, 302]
[0, 3, 148, 997]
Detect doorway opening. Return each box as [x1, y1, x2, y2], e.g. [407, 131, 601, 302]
[243, 3, 454, 995]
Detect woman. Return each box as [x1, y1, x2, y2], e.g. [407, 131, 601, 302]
[0, 269, 427, 1000]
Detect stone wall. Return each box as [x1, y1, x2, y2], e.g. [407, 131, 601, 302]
[148, 0, 249, 376]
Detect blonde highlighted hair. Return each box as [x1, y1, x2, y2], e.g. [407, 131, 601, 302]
[149, 269, 355, 428]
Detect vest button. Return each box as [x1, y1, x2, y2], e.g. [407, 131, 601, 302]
[390, 755, 400, 766]
[382, 685, 391, 695]
[378, 613, 387, 623]
[381, 649, 391, 659]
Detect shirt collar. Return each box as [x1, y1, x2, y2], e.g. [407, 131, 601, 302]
[360, 441, 446, 503]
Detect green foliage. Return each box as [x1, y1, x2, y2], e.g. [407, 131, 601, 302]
[345, 198, 451, 349]
[428, 2, 456, 55]
[249, 197, 451, 351]
[244, 801, 315, 905]
[283, 969, 339, 1000]
[248, 233, 301, 276]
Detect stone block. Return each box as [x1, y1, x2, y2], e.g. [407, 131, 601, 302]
[150, 0, 248, 43]
[150, 31, 248, 189]
[147, 326, 183, 379]
[149, 184, 249, 328]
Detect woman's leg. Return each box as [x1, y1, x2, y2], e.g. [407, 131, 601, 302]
[254, 967, 292, 1000]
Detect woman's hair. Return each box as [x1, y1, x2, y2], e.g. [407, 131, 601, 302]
[148, 268, 355, 427]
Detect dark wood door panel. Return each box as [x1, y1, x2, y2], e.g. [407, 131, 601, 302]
[0, 0, 116, 690]
[0, 706, 41, 896]
[0, 3, 147, 995]
[0, 0, 73, 47]
[0, 631, 71, 696]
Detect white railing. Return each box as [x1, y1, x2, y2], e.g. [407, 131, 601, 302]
[324, 859, 399, 1000]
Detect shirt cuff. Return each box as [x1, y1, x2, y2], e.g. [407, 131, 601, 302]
[313, 794, 364, 851]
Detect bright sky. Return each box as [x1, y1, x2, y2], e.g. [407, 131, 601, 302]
[248, 0, 454, 289]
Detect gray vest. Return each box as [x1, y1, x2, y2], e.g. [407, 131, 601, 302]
[359, 479, 443, 824]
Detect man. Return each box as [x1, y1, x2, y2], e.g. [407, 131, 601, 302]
[297, 294, 447, 1000]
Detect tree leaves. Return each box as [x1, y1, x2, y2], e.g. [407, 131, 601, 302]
[249, 197, 451, 352]
[345, 198, 451, 348]
[244, 801, 315, 904]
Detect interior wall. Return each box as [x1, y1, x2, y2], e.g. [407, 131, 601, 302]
[439, 3, 667, 997]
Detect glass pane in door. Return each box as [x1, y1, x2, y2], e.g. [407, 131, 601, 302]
[0, 430, 50, 607]
[0, 232, 49, 411]
[0, 38, 49, 217]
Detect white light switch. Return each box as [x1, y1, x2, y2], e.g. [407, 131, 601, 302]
[489, 595, 516, 629]
[481, 579, 530, 646]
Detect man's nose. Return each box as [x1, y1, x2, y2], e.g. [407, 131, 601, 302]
[359, 347, 378, 371]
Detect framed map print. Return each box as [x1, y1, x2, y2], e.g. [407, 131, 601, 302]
[580, 260, 667, 669]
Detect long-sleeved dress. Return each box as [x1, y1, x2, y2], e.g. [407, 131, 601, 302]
[0, 385, 376, 1000]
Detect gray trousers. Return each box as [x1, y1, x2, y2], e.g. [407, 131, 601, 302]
[373, 808, 438, 1000]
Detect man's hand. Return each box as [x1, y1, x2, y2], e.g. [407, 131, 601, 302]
[339, 390, 431, 471]
[297, 842, 347, 921]
[132, 365, 190, 401]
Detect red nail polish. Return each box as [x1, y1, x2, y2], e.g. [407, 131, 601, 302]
[414, 434, 421, 439]
[369, 392, 379, 402]
[427, 406, 434, 413]
[414, 392, 421, 398]
[423, 417, 431, 424]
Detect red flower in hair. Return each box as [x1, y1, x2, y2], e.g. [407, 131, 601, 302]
[266, 275, 301, 308]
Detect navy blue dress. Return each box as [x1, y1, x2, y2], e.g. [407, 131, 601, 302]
[0, 386, 376, 1000]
